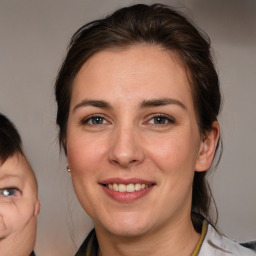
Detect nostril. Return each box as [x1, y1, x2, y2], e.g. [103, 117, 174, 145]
[110, 158, 137, 166]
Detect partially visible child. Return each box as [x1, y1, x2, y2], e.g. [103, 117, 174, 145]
[0, 113, 40, 256]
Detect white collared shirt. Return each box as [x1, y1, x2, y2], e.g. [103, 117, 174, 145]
[199, 223, 256, 256]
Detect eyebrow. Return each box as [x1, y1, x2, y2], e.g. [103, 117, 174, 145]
[140, 98, 186, 110]
[0, 174, 21, 182]
[73, 100, 112, 112]
[73, 97, 186, 112]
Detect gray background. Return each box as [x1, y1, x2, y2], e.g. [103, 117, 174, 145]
[0, 0, 255, 255]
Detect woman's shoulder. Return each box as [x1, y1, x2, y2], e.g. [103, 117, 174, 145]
[199, 222, 256, 256]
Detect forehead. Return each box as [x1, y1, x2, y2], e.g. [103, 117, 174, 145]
[72, 45, 193, 105]
[0, 153, 37, 189]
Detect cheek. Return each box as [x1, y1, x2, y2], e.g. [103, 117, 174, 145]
[0, 209, 9, 236]
[66, 133, 108, 212]
[66, 132, 113, 217]
[0, 200, 35, 235]
[67, 124, 109, 175]
[67, 134, 107, 176]
[147, 130, 200, 174]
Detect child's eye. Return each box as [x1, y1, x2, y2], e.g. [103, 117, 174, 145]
[0, 188, 19, 197]
[147, 114, 175, 125]
[82, 115, 109, 125]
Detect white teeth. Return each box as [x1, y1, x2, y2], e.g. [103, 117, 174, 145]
[126, 184, 135, 192]
[135, 183, 141, 191]
[118, 184, 126, 192]
[113, 183, 118, 191]
[106, 183, 150, 192]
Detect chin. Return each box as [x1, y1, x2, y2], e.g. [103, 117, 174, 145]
[96, 212, 152, 238]
[106, 225, 150, 238]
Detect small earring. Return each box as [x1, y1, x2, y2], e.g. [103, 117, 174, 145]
[66, 165, 71, 173]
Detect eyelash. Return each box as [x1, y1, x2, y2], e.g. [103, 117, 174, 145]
[146, 114, 176, 126]
[0, 188, 20, 197]
[81, 114, 110, 126]
[81, 113, 175, 127]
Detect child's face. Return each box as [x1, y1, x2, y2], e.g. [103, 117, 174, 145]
[0, 153, 40, 254]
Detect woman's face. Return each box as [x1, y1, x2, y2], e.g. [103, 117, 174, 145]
[66, 45, 212, 237]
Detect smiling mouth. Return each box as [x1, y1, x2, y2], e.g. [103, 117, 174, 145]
[104, 183, 153, 193]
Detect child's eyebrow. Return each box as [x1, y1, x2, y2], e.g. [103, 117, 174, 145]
[0, 174, 22, 182]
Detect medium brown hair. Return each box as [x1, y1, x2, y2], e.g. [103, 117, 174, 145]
[55, 4, 222, 223]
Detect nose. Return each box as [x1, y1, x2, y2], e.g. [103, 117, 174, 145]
[108, 125, 145, 168]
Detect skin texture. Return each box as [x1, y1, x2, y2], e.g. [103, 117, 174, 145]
[0, 153, 40, 256]
[66, 45, 219, 256]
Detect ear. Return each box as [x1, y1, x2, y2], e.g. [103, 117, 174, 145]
[34, 199, 41, 217]
[195, 121, 220, 172]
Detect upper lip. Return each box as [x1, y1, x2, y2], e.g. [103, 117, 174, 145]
[99, 178, 156, 185]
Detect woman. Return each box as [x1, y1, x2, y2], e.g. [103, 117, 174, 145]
[55, 4, 256, 256]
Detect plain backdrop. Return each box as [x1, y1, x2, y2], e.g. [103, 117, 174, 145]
[0, 0, 255, 255]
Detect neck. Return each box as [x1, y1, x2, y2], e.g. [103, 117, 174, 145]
[96, 214, 200, 256]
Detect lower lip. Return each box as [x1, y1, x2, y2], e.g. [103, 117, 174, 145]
[102, 185, 154, 202]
